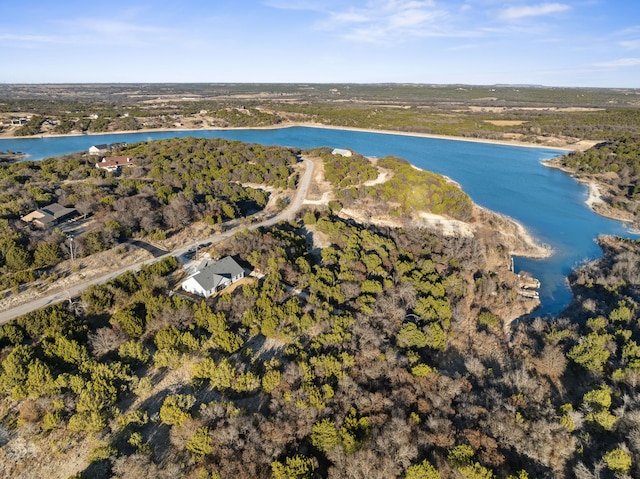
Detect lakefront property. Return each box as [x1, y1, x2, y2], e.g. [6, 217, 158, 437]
[89, 142, 127, 155]
[181, 256, 245, 297]
[1, 83, 639, 479]
[95, 155, 133, 172]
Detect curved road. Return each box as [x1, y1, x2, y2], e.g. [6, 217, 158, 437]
[0, 157, 314, 324]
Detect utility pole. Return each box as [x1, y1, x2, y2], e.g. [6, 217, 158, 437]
[69, 235, 75, 264]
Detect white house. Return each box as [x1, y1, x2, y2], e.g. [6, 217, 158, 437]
[182, 256, 245, 298]
[89, 144, 110, 156]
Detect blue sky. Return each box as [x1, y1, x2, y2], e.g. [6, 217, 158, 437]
[1, 0, 638, 87]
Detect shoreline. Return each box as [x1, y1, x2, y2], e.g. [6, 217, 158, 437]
[291, 123, 583, 151]
[542, 158, 638, 229]
[405, 160, 550, 257]
[0, 121, 588, 152]
[0, 121, 565, 263]
[475, 205, 552, 259]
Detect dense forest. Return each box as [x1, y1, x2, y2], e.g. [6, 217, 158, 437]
[0, 136, 639, 478]
[1, 214, 639, 478]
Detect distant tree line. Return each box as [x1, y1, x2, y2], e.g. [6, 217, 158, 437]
[4, 87, 640, 143]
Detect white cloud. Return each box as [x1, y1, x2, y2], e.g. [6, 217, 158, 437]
[46, 17, 176, 48]
[262, 0, 341, 11]
[331, 11, 371, 24]
[314, 0, 462, 43]
[594, 58, 640, 68]
[263, 0, 500, 44]
[499, 3, 570, 21]
[389, 8, 439, 28]
[78, 19, 165, 36]
[447, 43, 481, 51]
[0, 33, 63, 44]
[619, 40, 640, 50]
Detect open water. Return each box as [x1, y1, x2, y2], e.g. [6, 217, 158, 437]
[2, 126, 637, 316]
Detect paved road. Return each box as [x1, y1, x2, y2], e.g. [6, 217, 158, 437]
[128, 239, 168, 258]
[0, 157, 314, 324]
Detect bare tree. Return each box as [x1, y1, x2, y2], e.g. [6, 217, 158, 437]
[88, 327, 127, 356]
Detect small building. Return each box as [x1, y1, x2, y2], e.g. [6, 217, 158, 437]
[89, 142, 127, 155]
[89, 144, 110, 155]
[21, 203, 78, 229]
[95, 155, 133, 172]
[10, 118, 28, 126]
[109, 142, 127, 150]
[332, 148, 352, 157]
[182, 256, 245, 298]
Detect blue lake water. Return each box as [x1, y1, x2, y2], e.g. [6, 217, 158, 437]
[1, 126, 637, 317]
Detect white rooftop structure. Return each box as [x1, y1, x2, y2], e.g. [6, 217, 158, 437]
[181, 256, 245, 298]
[331, 148, 352, 157]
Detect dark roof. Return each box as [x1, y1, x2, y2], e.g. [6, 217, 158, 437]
[91, 144, 109, 150]
[22, 202, 77, 226]
[40, 203, 75, 218]
[189, 256, 244, 292]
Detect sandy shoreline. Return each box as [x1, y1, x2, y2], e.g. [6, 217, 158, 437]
[543, 158, 638, 229]
[0, 121, 588, 151]
[585, 181, 604, 209]
[580, 179, 637, 231]
[543, 158, 605, 210]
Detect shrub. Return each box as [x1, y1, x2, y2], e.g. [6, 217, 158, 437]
[272, 455, 315, 479]
[67, 410, 107, 432]
[118, 340, 150, 365]
[311, 418, 339, 454]
[159, 394, 196, 426]
[110, 308, 145, 338]
[89, 443, 117, 462]
[186, 427, 213, 457]
[602, 448, 632, 474]
[405, 460, 441, 479]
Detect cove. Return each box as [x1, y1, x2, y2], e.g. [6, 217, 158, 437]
[1, 126, 637, 317]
